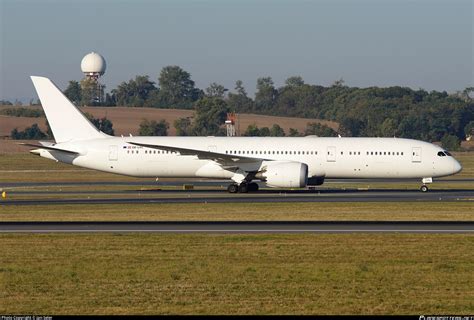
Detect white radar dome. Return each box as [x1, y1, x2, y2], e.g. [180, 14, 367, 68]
[81, 52, 106, 75]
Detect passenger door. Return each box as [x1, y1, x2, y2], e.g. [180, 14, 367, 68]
[327, 146, 336, 162]
[109, 145, 118, 161]
[412, 147, 421, 163]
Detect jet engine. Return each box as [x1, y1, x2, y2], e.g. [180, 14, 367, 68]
[256, 161, 308, 188]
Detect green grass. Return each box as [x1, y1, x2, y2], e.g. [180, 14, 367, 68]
[1, 202, 473, 221]
[451, 152, 474, 178]
[1, 153, 473, 315]
[0, 233, 472, 314]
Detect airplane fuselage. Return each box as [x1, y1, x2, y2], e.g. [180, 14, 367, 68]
[36, 136, 462, 182]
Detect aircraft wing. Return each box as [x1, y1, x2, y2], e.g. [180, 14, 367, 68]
[127, 142, 269, 165]
[18, 143, 80, 155]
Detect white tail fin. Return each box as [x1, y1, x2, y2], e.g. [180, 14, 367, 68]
[30, 76, 106, 143]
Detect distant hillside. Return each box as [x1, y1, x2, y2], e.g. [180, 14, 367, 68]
[0, 105, 338, 137]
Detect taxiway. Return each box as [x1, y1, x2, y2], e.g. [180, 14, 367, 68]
[0, 221, 472, 233]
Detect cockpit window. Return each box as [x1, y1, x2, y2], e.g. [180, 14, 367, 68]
[437, 151, 446, 157]
[444, 151, 452, 156]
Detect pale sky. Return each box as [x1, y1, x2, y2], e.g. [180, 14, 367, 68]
[1, 0, 473, 102]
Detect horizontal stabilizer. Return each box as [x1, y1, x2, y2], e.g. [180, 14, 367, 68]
[18, 143, 80, 155]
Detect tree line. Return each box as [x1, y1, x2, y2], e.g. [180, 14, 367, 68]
[5, 64, 474, 149]
[60, 65, 474, 147]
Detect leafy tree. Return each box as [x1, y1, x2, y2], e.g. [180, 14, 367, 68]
[285, 76, 304, 87]
[0, 108, 43, 117]
[379, 118, 398, 137]
[104, 93, 117, 106]
[228, 80, 254, 113]
[259, 127, 270, 136]
[255, 77, 277, 112]
[114, 75, 157, 107]
[405, 113, 431, 140]
[288, 128, 301, 137]
[441, 134, 460, 151]
[174, 117, 193, 136]
[64, 80, 82, 104]
[10, 124, 47, 139]
[80, 78, 98, 106]
[84, 112, 115, 135]
[0, 100, 13, 105]
[464, 121, 474, 139]
[157, 66, 202, 108]
[331, 78, 346, 88]
[205, 82, 227, 98]
[235, 80, 247, 96]
[243, 124, 261, 136]
[139, 119, 169, 136]
[242, 124, 272, 137]
[192, 97, 228, 136]
[339, 117, 364, 137]
[269, 124, 285, 136]
[454, 87, 474, 102]
[91, 117, 114, 135]
[244, 124, 259, 136]
[304, 122, 337, 137]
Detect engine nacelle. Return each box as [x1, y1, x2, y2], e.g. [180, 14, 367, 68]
[257, 161, 308, 188]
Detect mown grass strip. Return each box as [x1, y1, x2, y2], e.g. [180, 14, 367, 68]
[0, 233, 472, 314]
[1, 202, 473, 221]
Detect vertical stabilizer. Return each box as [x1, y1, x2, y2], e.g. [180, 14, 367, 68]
[30, 76, 106, 142]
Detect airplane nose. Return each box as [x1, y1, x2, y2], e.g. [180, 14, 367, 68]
[453, 160, 462, 174]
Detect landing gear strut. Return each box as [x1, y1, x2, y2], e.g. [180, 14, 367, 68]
[227, 182, 259, 193]
[420, 177, 432, 193]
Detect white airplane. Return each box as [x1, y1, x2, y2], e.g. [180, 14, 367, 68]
[24, 76, 462, 193]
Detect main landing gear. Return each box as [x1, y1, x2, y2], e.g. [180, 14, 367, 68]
[227, 182, 259, 193]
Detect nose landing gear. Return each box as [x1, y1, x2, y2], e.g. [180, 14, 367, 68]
[420, 177, 432, 192]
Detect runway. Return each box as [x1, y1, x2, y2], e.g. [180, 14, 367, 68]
[1, 221, 472, 233]
[1, 189, 474, 205]
[2, 178, 473, 188]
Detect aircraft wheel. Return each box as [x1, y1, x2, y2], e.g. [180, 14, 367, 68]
[238, 183, 249, 193]
[227, 184, 239, 193]
[248, 182, 259, 192]
[420, 185, 429, 192]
